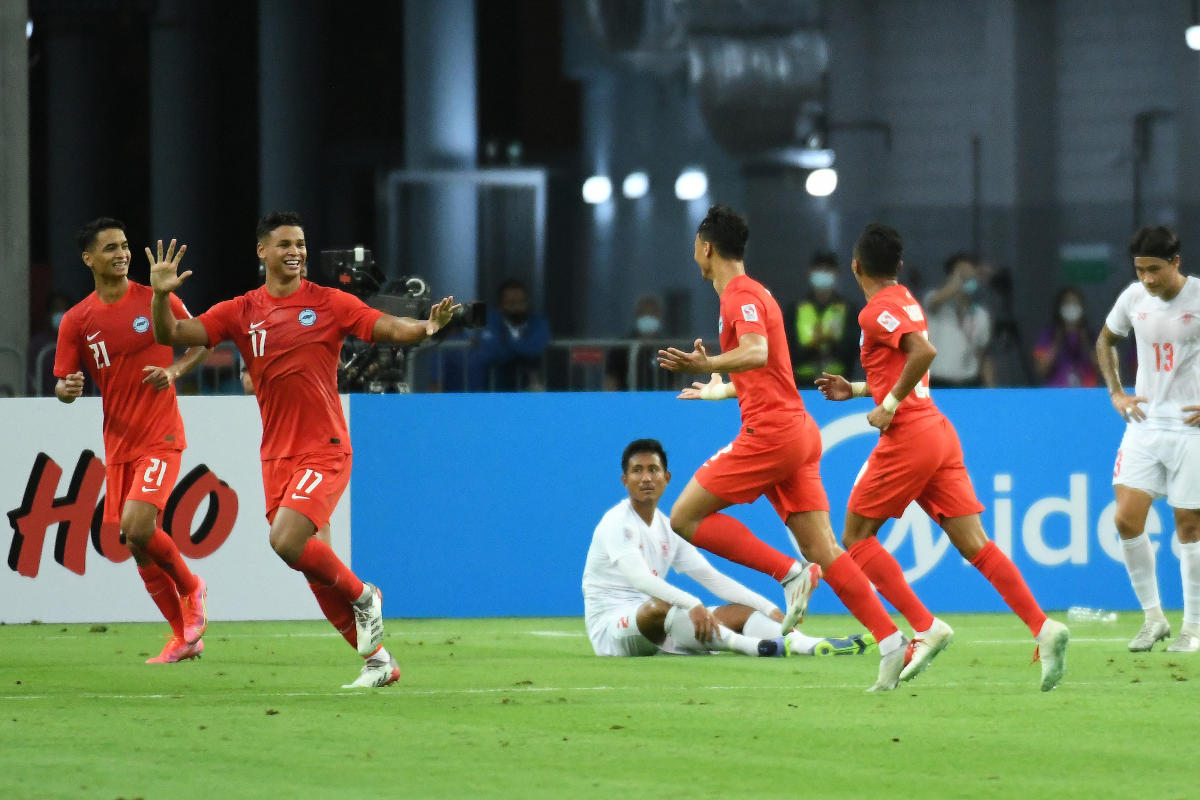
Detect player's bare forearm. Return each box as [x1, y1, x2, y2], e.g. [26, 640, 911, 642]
[150, 293, 210, 347]
[708, 333, 768, 373]
[373, 315, 430, 345]
[890, 333, 936, 400]
[1096, 326, 1126, 396]
[171, 346, 210, 380]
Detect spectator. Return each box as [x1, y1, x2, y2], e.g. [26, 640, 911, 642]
[1032, 287, 1100, 387]
[476, 278, 551, 391]
[28, 291, 73, 396]
[604, 295, 667, 391]
[784, 249, 859, 389]
[924, 252, 994, 387]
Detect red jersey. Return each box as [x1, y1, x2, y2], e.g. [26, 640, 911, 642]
[196, 280, 383, 461]
[858, 284, 942, 435]
[53, 282, 190, 464]
[719, 274, 807, 431]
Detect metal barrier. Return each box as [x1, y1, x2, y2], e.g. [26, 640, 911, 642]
[0, 346, 24, 397]
[32, 343, 57, 396]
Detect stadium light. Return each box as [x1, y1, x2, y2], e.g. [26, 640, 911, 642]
[674, 168, 708, 201]
[1188, 25, 1200, 50]
[581, 175, 612, 204]
[622, 171, 649, 199]
[805, 168, 838, 197]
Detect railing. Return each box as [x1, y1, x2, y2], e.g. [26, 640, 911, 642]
[0, 346, 24, 397]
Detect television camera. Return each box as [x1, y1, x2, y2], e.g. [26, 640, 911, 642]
[322, 247, 486, 393]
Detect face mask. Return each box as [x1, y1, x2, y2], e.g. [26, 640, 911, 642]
[50, 311, 65, 330]
[810, 271, 836, 291]
[504, 310, 528, 325]
[1060, 302, 1083, 323]
[961, 278, 979, 295]
[635, 315, 662, 336]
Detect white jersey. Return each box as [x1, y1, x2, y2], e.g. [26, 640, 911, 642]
[581, 498, 714, 628]
[1105, 276, 1200, 434]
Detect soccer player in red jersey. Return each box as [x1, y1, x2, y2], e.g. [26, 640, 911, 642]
[659, 205, 910, 691]
[816, 223, 1070, 691]
[53, 218, 211, 664]
[147, 211, 458, 688]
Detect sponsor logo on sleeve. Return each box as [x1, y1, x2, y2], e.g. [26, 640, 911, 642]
[741, 303, 759, 322]
[903, 304, 924, 321]
[876, 309, 901, 332]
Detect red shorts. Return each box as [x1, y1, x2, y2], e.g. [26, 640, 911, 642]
[262, 452, 351, 530]
[695, 416, 829, 520]
[848, 416, 984, 522]
[103, 450, 183, 522]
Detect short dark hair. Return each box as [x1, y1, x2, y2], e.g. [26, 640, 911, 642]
[853, 223, 904, 278]
[621, 438, 667, 473]
[1129, 226, 1180, 259]
[497, 278, 528, 299]
[697, 205, 749, 260]
[256, 210, 304, 241]
[76, 217, 125, 252]
[810, 248, 839, 269]
[941, 250, 977, 274]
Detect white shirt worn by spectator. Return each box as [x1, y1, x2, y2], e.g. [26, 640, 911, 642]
[581, 498, 776, 640]
[1105, 276, 1200, 434]
[923, 291, 991, 382]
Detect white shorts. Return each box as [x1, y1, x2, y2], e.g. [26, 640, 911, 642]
[1113, 426, 1200, 509]
[585, 602, 697, 657]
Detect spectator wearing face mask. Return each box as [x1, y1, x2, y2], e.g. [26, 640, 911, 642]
[784, 249, 860, 390]
[28, 290, 74, 396]
[1032, 286, 1099, 387]
[475, 278, 552, 391]
[924, 252, 994, 387]
[605, 295, 667, 391]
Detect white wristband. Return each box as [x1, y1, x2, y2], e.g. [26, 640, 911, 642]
[882, 392, 901, 413]
[850, 381, 868, 398]
[700, 382, 726, 400]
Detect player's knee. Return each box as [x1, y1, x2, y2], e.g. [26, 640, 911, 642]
[268, 529, 302, 564]
[1113, 510, 1145, 538]
[122, 525, 153, 550]
[668, 510, 695, 539]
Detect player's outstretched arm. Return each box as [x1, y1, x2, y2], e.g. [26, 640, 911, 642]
[659, 333, 767, 375]
[54, 372, 85, 404]
[677, 372, 737, 400]
[141, 346, 210, 391]
[147, 240, 210, 347]
[1096, 325, 1147, 422]
[373, 296, 461, 345]
[815, 372, 868, 401]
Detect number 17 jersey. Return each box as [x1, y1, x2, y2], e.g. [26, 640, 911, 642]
[196, 280, 383, 461]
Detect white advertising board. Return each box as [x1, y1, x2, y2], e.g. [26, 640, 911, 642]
[0, 396, 352, 623]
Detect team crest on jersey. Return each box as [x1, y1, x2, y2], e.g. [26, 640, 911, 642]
[132, 315, 151, 333]
[876, 309, 901, 332]
[741, 303, 759, 322]
[298, 309, 317, 327]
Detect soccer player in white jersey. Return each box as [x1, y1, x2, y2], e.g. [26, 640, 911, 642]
[1097, 226, 1200, 653]
[582, 439, 873, 658]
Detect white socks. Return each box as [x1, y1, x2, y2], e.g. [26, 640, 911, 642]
[741, 610, 823, 655]
[1179, 541, 1200, 626]
[1120, 534, 1164, 620]
[664, 606, 758, 656]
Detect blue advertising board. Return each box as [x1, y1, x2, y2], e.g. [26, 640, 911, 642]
[350, 389, 1181, 618]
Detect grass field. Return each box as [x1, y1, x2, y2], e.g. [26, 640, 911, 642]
[0, 612, 1195, 799]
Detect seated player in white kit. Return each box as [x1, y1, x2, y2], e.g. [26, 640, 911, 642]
[582, 438, 873, 657]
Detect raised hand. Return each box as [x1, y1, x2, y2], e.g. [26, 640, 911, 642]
[815, 371, 852, 401]
[658, 338, 712, 373]
[425, 296, 462, 337]
[146, 239, 190, 295]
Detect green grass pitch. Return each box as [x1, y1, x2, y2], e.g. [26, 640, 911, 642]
[0, 613, 1195, 799]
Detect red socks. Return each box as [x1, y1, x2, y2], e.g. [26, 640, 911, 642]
[824, 553, 900, 643]
[138, 563, 184, 638]
[293, 538, 365, 603]
[971, 542, 1047, 636]
[849, 537, 935, 632]
[691, 513, 795, 581]
[143, 529, 199, 595]
[308, 582, 358, 648]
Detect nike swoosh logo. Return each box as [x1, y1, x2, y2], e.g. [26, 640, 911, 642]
[140, 487, 159, 493]
[87, 332, 101, 341]
[290, 493, 310, 501]
[250, 320, 267, 329]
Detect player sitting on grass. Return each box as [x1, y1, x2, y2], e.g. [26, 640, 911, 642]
[583, 438, 874, 657]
